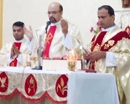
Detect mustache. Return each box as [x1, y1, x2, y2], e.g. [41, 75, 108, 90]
[49, 17, 57, 23]
[99, 22, 104, 26]
[49, 17, 55, 19]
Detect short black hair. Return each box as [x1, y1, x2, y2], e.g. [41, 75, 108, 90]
[59, 4, 63, 12]
[98, 5, 115, 16]
[12, 21, 24, 27]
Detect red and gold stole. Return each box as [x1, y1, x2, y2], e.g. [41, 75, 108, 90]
[42, 25, 56, 58]
[89, 31, 107, 70]
[101, 31, 130, 51]
[89, 31, 130, 70]
[9, 42, 22, 67]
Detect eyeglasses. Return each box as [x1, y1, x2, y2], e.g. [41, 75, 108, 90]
[47, 11, 60, 15]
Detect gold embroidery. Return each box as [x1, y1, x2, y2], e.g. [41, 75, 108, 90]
[28, 77, 34, 94]
[108, 40, 115, 46]
[104, 40, 115, 49]
[0, 77, 6, 88]
[93, 44, 100, 51]
[45, 33, 53, 44]
[30, 77, 34, 84]
[56, 78, 67, 95]
[104, 44, 110, 49]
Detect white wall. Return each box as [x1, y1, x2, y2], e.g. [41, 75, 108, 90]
[3, 0, 123, 47]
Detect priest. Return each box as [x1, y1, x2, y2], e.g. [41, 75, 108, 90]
[84, 5, 130, 104]
[0, 21, 35, 67]
[35, 2, 83, 59]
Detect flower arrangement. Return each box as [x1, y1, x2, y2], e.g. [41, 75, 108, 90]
[90, 22, 102, 35]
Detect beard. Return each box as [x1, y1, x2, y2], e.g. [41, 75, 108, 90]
[49, 17, 57, 23]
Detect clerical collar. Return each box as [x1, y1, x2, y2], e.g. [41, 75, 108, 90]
[15, 39, 23, 43]
[50, 20, 61, 26]
[102, 24, 116, 32]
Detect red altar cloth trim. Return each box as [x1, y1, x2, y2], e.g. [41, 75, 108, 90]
[0, 69, 68, 103]
[0, 89, 18, 98]
[0, 90, 67, 104]
[19, 91, 67, 104]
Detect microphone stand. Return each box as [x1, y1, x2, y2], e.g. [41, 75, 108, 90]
[34, 21, 50, 70]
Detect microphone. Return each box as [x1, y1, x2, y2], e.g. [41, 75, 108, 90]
[45, 21, 51, 34]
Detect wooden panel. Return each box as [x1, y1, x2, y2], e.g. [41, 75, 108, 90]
[0, 0, 3, 48]
[122, 0, 130, 8]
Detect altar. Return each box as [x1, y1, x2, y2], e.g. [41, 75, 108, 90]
[0, 67, 69, 104]
[0, 67, 119, 104]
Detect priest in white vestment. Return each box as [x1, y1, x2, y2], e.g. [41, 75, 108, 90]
[35, 2, 83, 59]
[0, 21, 34, 67]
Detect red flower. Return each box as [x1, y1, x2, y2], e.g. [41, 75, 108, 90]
[96, 22, 100, 26]
[90, 27, 94, 32]
[99, 26, 102, 31]
[90, 22, 102, 35]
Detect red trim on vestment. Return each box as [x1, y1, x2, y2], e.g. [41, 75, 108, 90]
[9, 42, 22, 67]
